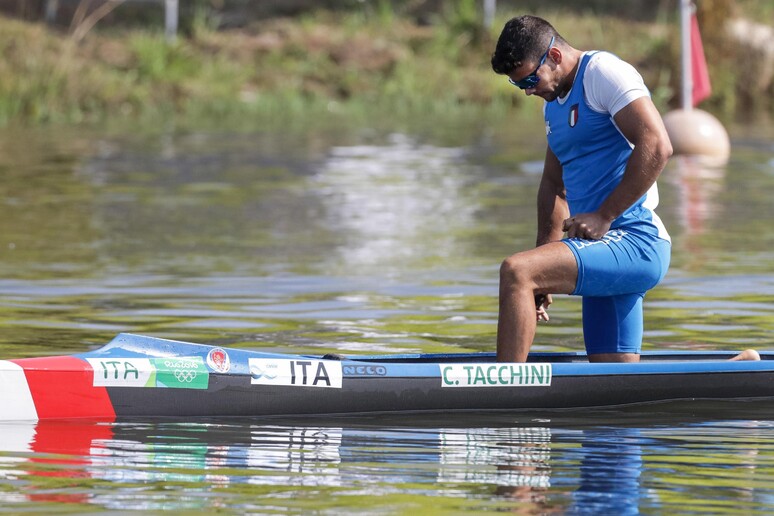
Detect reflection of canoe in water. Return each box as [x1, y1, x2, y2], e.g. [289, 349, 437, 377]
[2, 333, 772, 421]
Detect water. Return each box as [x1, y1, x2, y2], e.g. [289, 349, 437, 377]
[2, 407, 774, 513]
[0, 115, 773, 512]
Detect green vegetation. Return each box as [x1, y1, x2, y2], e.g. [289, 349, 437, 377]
[0, 1, 772, 127]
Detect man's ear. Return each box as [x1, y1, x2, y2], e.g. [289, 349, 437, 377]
[548, 47, 562, 66]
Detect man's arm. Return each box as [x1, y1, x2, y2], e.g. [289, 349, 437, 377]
[534, 146, 569, 321]
[563, 96, 673, 240]
[536, 146, 569, 247]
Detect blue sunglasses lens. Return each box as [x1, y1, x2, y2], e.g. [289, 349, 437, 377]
[509, 75, 540, 89]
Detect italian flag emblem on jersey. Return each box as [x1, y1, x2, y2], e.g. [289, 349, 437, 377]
[569, 104, 579, 127]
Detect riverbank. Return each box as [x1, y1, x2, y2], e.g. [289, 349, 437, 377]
[1, 4, 772, 127]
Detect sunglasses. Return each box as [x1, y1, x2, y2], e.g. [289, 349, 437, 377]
[508, 36, 555, 90]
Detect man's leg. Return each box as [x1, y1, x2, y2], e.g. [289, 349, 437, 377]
[583, 294, 644, 363]
[497, 242, 578, 362]
[568, 230, 671, 363]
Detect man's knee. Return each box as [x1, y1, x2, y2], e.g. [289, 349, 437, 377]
[500, 254, 531, 288]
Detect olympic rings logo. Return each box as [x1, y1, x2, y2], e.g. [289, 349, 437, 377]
[174, 369, 198, 382]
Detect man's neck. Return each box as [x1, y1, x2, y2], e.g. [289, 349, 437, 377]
[557, 49, 583, 99]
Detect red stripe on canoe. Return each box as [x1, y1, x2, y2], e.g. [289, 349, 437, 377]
[12, 356, 116, 420]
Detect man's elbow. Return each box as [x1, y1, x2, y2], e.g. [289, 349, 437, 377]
[661, 137, 674, 161]
[655, 134, 673, 166]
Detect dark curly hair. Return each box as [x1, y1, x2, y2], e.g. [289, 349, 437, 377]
[491, 15, 564, 75]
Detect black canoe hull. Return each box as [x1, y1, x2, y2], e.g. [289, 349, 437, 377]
[4, 333, 773, 421]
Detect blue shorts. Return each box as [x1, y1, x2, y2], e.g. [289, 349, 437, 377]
[562, 228, 671, 355]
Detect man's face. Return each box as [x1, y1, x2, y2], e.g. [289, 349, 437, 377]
[507, 44, 561, 102]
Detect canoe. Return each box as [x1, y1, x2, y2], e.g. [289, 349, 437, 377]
[2, 333, 773, 421]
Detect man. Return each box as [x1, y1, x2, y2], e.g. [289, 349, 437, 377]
[490, 15, 673, 363]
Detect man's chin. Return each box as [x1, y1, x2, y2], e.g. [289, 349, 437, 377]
[541, 91, 560, 102]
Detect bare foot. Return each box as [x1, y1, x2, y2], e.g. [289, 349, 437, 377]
[729, 349, 761, 361]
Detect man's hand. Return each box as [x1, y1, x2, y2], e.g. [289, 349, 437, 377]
[562, 212, 612, 240]
[535, 294, 552, 322]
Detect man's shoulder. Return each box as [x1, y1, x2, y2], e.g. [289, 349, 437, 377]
[585, 51, 638, 77]
[582, 51, 648, 115]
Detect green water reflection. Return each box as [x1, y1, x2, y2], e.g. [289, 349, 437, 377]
[1, 408, 774, 513]
[1, 119, 772, 360]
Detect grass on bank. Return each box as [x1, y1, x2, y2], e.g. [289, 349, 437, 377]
[0, 2, 772, 127]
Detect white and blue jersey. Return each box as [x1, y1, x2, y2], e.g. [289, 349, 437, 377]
[545, 51, 669, 241]
[543, 51, 671, 355]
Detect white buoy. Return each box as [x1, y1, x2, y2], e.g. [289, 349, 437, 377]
[664, 0, 730, 166]
[663, 109, 730, 166]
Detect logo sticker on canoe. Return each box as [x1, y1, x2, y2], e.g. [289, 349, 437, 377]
[88, 358, 154, 387]
[206, 347, 231, 373]
[249, 359, 342, 388]
[439, 363, 552, 387]
[343, 365, 387, 376]
[87, 357, 209, 389]
[152, 357, 208, 389]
